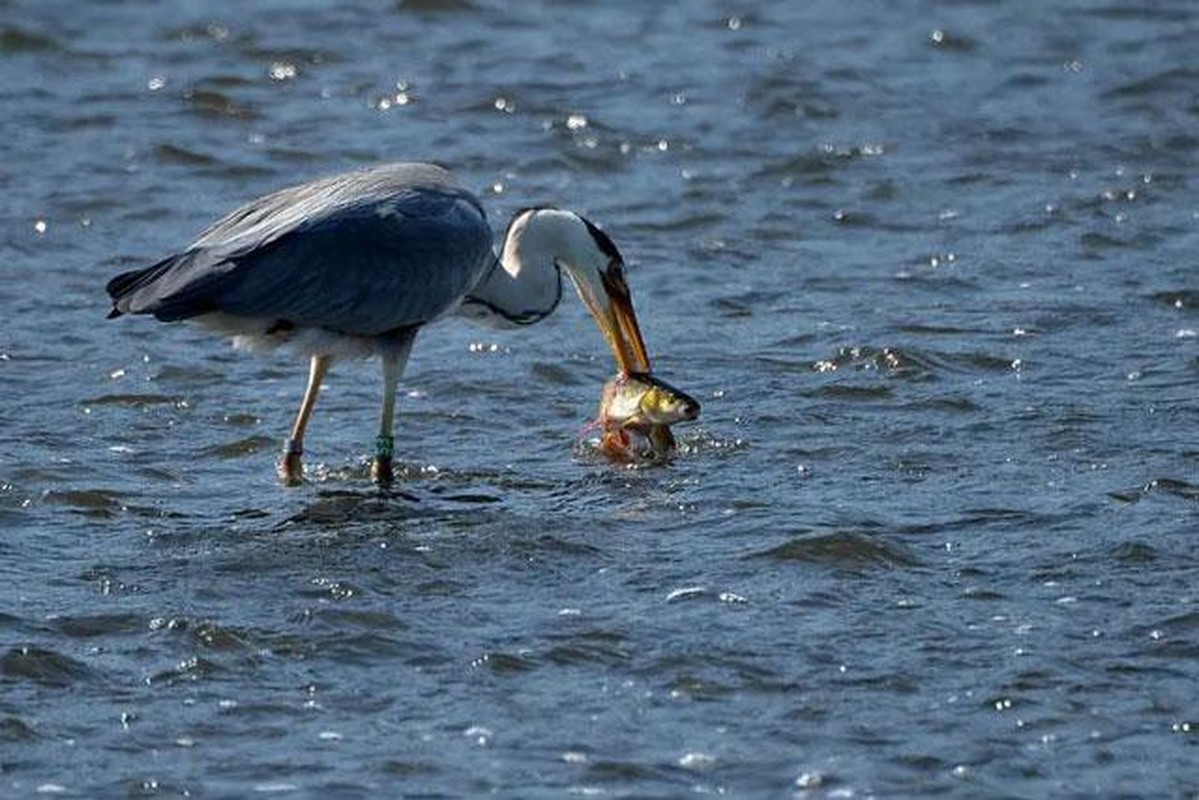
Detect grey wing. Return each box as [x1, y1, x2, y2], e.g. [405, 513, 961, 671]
[109, 178, 494, 337]
[212, 191, 494, 335]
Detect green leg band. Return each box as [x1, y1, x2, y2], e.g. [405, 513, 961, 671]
[375, 434, 395, 460]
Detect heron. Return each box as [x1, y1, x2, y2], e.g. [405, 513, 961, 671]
[106, 161, 653, 484]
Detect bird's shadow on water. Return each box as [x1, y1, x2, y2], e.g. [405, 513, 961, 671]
[246, 457, 701, 550]
[275, 429, 723, 533]
[272, 461, 530, 535]
[280, 474, 634, 530]
[279, 484, 505, 534]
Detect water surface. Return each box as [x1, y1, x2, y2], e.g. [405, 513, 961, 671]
[2, 0, 1197, 796]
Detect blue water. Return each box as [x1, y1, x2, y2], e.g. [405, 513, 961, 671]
[2, 1, 1197, 796]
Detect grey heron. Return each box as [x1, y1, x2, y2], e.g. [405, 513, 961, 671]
[106, 162, 653, 484]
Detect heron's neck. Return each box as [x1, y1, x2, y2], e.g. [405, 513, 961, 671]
[457, 208, 606, 329]
[454, 212, 570, 327]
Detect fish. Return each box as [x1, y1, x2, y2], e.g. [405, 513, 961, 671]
[595, 371, 700, 463]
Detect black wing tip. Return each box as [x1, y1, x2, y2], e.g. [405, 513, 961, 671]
[105, 268, 144, 318]
[104, 254, 187, 317]
[106, 260, 172, 301]
[105, 269, 139, 300]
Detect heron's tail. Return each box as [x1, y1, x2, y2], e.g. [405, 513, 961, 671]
[106, 259, 173, 317]
[105, 251, 224, 321]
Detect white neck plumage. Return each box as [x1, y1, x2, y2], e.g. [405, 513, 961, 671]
[457, 207, 611, 329]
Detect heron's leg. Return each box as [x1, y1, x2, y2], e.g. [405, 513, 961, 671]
[371, 330, 416, 484]
[278, 354, 331, 485]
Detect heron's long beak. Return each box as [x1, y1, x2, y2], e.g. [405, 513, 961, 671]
[593, 268, 651, 374]
[608, 292, 651, 373]
[566, 261, 653, 374]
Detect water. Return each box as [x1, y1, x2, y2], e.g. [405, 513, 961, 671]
[3, 0, 1197, 796]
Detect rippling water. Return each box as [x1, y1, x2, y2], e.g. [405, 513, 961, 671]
[3, 0, 1198, 796]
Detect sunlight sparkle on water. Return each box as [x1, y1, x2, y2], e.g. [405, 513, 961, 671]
[268, 62, 297, 81]
[678, 752, 717, 771]
[6, 2, 1197, 797]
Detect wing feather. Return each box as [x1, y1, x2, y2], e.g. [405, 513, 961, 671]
[107, 163, 494, 336]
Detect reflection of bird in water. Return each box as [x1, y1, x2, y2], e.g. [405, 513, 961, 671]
[106, 162, 652, 483]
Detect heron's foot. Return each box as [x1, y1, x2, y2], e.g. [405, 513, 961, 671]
[371, 456, 394, 484]
[277, 439, 305, 486]
[371, 434, 395, 484]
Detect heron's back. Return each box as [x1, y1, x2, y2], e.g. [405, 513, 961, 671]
[107, 163, 495, 337]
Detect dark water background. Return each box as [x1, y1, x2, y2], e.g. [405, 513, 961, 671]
[3, 0, 1198, 796]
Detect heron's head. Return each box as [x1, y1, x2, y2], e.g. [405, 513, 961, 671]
[502, 207, 651, 373]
